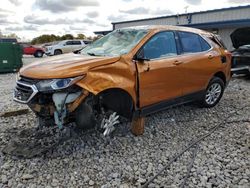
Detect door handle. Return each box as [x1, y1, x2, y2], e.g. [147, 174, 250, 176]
[173, 60, 183, 65]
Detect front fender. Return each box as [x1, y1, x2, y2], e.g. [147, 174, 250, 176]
[76, 58, 137, 104]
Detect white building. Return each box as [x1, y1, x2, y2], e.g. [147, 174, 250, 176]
[98, 5, 250, 50]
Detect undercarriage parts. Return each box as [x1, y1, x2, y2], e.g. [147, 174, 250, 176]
[52, 91, 82, 129]
[100, 112, 120, 136]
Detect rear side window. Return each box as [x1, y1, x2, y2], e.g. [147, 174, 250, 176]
[178, 32, 211, 53]
[143, 31, 177, 59]
[72, 41, 81, 45]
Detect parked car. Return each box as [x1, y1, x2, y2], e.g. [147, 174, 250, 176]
[45, 40, 88, 56]
[22, 44, 45, 58]
[230, 27, 250, 76]
[231, 45, 250, 75]
[14, 25, 231, 135]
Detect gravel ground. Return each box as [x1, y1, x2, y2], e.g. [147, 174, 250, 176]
[0, 59, 249, 187]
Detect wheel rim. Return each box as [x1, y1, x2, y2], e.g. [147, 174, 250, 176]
[205, 83, 222, 105]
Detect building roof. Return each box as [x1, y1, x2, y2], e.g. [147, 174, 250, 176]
[112, 5, 250, 25]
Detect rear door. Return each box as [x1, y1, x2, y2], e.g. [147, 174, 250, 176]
[136, 31, 183, 107]
[176, 31, 222, 95]
[71, 40, 82, 51]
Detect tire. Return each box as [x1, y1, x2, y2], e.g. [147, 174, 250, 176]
[75, 98, 96, 130]
[200, 77, 225, 108]
[34, 51, 44, 58]
[54, 49, 62, 55]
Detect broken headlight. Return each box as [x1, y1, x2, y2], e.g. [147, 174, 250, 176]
[36, 76, 84, 92]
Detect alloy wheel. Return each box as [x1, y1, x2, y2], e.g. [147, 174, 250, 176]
[205, 83, 222, 105]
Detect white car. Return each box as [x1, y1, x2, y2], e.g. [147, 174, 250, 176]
[45, 40, 90, 56]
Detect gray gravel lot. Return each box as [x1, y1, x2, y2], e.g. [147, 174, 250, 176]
[0, 57, 249, 187]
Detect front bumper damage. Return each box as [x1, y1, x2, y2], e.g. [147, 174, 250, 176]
[14, 77, 89, 128]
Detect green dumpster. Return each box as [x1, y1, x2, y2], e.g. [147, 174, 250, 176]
[0, 43, 23, 73]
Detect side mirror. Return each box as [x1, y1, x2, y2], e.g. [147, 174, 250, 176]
[133, 49, 150, 61]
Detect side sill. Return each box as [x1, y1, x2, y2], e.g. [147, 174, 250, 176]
[134, 90, 205, 118]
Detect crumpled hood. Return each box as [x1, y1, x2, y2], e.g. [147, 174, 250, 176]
[20, 53, 120, 79]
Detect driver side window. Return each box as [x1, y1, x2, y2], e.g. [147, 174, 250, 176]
[143, 31, 177, 60]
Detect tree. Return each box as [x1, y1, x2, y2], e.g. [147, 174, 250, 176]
[61, 34, 74, 40]
[31, 34, 61, 44]
[76, 34, 86, 39]
[30, 33, 94, 44]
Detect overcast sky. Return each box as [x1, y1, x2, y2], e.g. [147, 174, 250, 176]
[0, 0, 249, 41]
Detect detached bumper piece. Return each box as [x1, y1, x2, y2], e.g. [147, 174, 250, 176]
[52, 92, 82, 129]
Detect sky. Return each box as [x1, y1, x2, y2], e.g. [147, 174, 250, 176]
[0, 0, 249, 41]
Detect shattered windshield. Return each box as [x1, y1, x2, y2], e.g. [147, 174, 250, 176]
[81, 28, 148, 57]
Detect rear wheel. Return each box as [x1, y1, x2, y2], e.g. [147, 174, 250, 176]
[200, 77, 225, 108]
[54, 49, 62, 55]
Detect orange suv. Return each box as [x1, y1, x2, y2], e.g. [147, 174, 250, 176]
[14, 26, 231, 134]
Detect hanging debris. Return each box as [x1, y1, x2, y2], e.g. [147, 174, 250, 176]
[100, 112, 120, 136]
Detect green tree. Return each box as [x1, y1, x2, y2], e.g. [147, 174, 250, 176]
[76, 34, 86, 39]
[61, 34, 74, 40]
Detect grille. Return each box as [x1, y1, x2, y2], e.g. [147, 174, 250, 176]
[20, 76, 40, 84]
[14, 78, 38, 104]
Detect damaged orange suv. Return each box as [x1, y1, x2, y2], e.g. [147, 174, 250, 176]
[14, 26, 231, 134]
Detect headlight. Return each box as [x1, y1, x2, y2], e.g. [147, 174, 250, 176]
[36, 76, 84, 92]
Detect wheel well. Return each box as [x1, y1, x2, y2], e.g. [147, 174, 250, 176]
[54, 49, 62, 53]
[35, 50, 43, 54]
[97, 88, 134, 119]
[214, 72, 226, 85]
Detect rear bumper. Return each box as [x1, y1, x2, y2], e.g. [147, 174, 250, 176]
[231, 66, 250, 75]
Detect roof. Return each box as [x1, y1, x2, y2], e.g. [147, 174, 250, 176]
[94, 30, 112, 35]
[128, 25, 212, 35]
[112, 5, 250, 25]
[94, 25, 213, 37]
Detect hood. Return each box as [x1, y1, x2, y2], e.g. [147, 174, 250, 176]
[230, 27, 250, 49]
[20, 53, 120, 79]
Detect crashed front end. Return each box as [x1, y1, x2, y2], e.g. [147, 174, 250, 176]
[14, 75, 88, 128]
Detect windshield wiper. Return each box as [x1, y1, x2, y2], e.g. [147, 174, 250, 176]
[87, 52, 97, 56]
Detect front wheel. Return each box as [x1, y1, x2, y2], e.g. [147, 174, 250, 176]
[200, 77, 225, 108]
[54, 49, 62, 55]
[75, 97, 96, 130]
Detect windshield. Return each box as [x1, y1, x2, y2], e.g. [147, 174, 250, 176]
[81, 28, 148, 57]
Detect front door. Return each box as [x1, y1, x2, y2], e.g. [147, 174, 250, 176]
[63, 41, 74, 53]
[136, 31, 183, 107]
